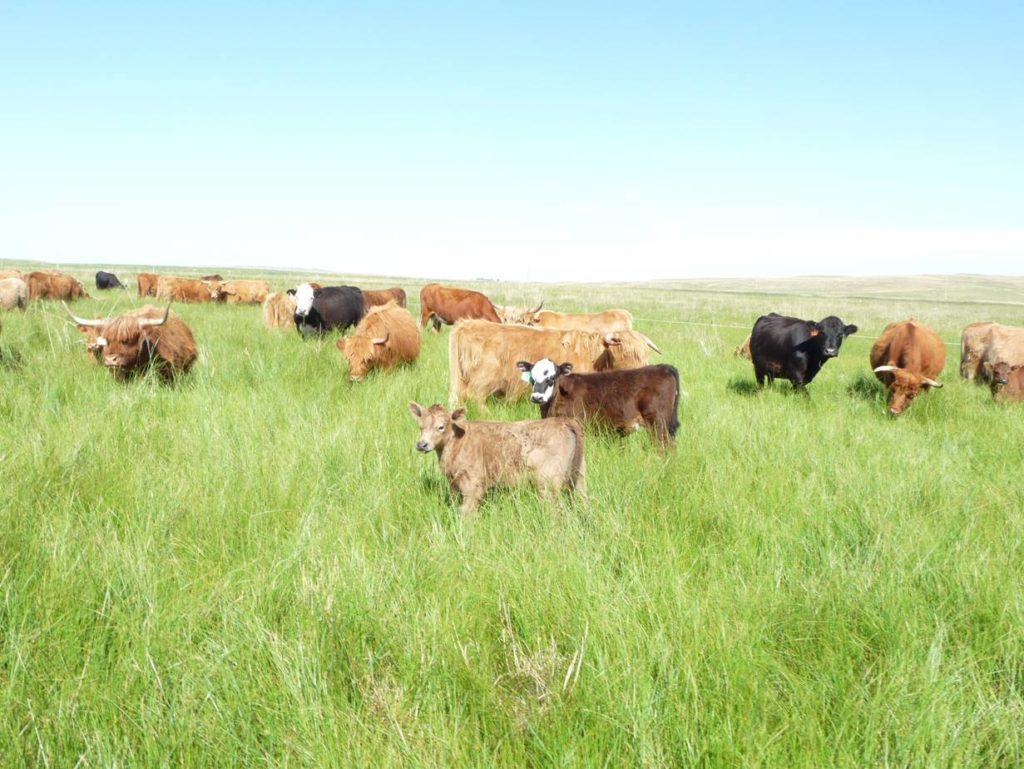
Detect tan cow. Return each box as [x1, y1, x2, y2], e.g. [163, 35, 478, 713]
[960, 322, 1024, 383]
[137, 272, 159, 297]
[336, 303, 420, 381]
[155, 275, 222, 303]
[262, 292, 297, 329]
[449, 319, 660, 405]
[531, 309, 633, 333]
[362, 287, 407, 313]
[408, 402, 586, 515]
[0, 278, 29, 310]
[26, 271, 88, 300]
[218, 279, 270, 305]
[871, 319, 946, 416]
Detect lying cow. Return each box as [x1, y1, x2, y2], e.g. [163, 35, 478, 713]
[518, 358, 680, 447]
[0, 278, 29, 310]
[871, 319, 945, 416]
[449, 319, 661, 405]
[988, 362, 1024, 402]
[73, 305, 170, 364]
[336, 303, 421, 381]
[750, 312, 857, 391]
[292, 283, 364, 336]
[362, 287, 407, 313]
[531, 309, 632, 333]
[408, 402, 586, 515]
[95, 271, 126, 290]
[419, 283, 501, 331]
[65, 303, 198, 382]
[959, 322, 1024, 383]
[262, 292, 297, 329]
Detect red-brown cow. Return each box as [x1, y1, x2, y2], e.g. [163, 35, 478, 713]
[26, 271, 88, 300]
[419, 283, 500, 331]
[336, 303, 421, 381]
[518, 358, 681, 448]
[362, 286, 407, 313]
[871, 319, 946, 416]
[65, 303, 197, 382]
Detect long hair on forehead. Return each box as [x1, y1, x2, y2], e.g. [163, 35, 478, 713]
[102, 314, 147, 341]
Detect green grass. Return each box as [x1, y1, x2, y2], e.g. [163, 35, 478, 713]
[1, 264, 1023, 767]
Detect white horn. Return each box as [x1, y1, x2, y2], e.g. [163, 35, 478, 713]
[372, 333, 389, 345]
[138, 305, 171, 327]
[640, 333, 662, 354]
[923, 378, 943, 388]
[63, 301, 104, 327]
[873, 365, 898, 373]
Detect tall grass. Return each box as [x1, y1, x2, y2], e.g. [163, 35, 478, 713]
[0, 267, 1023, 766]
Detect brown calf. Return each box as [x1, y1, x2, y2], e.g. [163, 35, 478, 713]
[408, 402, 586, 515]
[989, 362, 1024, 402]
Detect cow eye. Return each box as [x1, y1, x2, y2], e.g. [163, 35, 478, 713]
[436, 424, 445, 432]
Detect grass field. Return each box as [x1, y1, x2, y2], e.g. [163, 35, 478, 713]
[1, 263, 1023, 767]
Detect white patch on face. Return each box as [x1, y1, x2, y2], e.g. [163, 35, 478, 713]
[294, 283, 315, 317]
[530, 358, 557, 384]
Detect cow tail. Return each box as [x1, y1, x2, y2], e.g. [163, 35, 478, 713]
[667, 365, 681, 438]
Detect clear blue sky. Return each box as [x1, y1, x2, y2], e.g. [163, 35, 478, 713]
[2, 2, 1021, 281]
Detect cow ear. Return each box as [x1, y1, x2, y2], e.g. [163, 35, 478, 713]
[408, 401, 423, 418]
[807, 321, 821, 337]
[844, 324, 858, 335]
[516, 361, 533, 372]
[286, 288, 296, 295]
[558, 363, 574, 375]
[451, 408, 468, 433]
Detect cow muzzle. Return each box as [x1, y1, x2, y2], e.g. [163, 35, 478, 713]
[824, 347, 838, 357]
[416, 440, 430, 452]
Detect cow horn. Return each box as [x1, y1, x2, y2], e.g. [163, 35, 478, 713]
[640, 333, 662, 354]
[138, 305, 171, 327]
[530, 300, 543, 314]
[63, 301, 104, 327]
[372, 333, 389, 345]
[873, 365, 898, 373]
[923, 377, 943, 388]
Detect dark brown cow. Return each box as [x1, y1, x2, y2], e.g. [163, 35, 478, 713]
[26, 271, 88, 300]
[419, 283, 500, 331]
[64, 303, 197, 382]
[989, 362, 1024, 402]
[517, 358, 680, 448]
[362, 286, 407, 313]
[137, 272, 159, 297]
[870, 319, 946, 416]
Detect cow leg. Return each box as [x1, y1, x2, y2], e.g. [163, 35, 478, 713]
[457, 484, 484, 516]
[754, 365, 768, 387]
[431, 316, 442, 333]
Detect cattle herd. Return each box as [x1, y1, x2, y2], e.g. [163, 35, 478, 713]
[2, 266, 1023, 514]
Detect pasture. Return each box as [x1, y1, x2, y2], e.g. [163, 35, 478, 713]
[1, 265, 1023, 767]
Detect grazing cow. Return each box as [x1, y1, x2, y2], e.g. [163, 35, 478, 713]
[361, 287, 408, 313]
[990, 362, 1024, 402]
[408, 402, 586, 515]
[336, 303, 421, 381]
[419, 283, 501, 331]
[137, 272, 159, 297]
[217, 279, 269, 305]
[749, 312, 858, 391]
[518, 358, 680, 447]
[262, 292, 297, 329]
[870, 319, 946, 416]
[64, 303, 198, 382]
[735, 335, 752, 360]
[449, 319, 661, 405]
[0, 278, 29, 310]
[292, 283, 364, 336]
[531, 309, 633, 333]
[26, 271, 89, 300]
[155, 275, 222, 303]
[495, 302, 544, 325]
[95, 271, 126, 290]
[959, 322, 1024, 383]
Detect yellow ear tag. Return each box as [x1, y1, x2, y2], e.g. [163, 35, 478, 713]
[809, 328, 820, 337]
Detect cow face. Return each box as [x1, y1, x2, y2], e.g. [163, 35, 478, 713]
[408, 402, 467, 453]
[202, 280, 224, 301]
[987, 361, 1013, 387]
[873, 365, 942, 416]
[517, 358, 573, 404]
[337, 333, 389, 381]
[294, 283, 316, 317]
[812, 316, 858, 358]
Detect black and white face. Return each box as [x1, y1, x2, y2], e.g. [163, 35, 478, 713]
[516, 358, 571, 404]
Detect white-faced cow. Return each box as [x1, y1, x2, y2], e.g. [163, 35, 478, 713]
[408, 402, 586, 515]
[749, 312, 858, 391]
[517, 358, 681, 448]
[292, 283, 364, 337]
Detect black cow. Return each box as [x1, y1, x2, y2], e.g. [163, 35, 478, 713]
[292, 282, 364, 336]
[749, 312, 857, 391]
[95, 271, 126, 290]
[516, 358, 680, 447]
